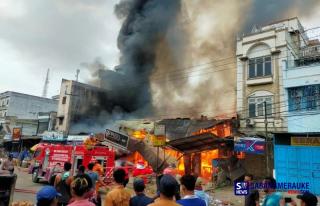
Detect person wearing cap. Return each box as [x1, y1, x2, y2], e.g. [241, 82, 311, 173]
[130, 178, 153, 206]
[291, 192, 318, 206]
[36, 186, 61, 206]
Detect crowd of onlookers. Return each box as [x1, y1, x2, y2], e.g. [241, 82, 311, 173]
[33, 161, 319, 206]
[1, 156, 318, 206]
[33, 161, 211, 206]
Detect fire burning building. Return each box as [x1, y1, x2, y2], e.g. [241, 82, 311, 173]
[118, 117, 244, 180]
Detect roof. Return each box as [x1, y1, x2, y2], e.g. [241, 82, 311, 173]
[167, 133, 233, 154]
[158, 119, 223, 140]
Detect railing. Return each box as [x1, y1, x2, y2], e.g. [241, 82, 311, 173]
[300, 45, 320, 58]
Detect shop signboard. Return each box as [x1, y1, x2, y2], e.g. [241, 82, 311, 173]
[105, 129, 129, 149]
[154, 124, 165, 136]
[234, 137, 265, 154]
[152, 135, 166, 147]
[291, 137, 320, 146]
[12, 128, 21, 142]
[42, 131, 65, 141]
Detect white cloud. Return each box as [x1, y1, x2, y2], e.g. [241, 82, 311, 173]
[0, 0, 120, 97]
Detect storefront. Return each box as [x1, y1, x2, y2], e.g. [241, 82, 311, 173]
[274, 133, 320, 195]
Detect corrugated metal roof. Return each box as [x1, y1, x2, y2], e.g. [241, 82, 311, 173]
[167, 133, 233, 154]
[158, 119, 221, 140]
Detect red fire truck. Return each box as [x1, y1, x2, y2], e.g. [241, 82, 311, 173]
[29, 143, 115, 183]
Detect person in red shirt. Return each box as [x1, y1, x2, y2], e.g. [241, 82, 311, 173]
[132, 160, 153, 183]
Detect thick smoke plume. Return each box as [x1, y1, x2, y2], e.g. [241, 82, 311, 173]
[78, 0, 320, 131]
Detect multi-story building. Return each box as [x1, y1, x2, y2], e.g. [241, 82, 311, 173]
[0, 91, 58, 120]
[236, 17, 305, 135]
[273, 26, 320, 195]
[236, 17, 306, 177]
[237, 17, 320, 194]
[55, 79, 108, 134]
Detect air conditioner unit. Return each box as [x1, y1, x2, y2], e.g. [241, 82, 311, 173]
[246, 118, 255, 127]
[274, 119, 282, 127]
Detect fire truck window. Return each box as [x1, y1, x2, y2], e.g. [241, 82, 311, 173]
[76, 159, 83, 169]
[34, 149, 41, 158]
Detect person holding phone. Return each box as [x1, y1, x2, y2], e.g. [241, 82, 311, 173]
[288, 192, 318, 206]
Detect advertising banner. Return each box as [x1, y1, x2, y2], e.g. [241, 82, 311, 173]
[12, 128, 21, 141]
[234, 137, 265, 154]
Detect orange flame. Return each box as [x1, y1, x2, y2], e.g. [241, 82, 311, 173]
[192, 122, 232, 138]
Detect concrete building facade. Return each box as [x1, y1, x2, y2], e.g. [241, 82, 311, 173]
[55, 79, 108, 134]
[0, 91, 58, 120]
[236, 17, 305, 135]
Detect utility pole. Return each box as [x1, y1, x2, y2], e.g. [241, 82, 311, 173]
[42, 69, 50, 98]
[264, 101, 270, 176]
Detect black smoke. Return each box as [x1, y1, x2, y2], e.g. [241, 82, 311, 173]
[242, 0, 319, 32]
[99, 0, 182, 115]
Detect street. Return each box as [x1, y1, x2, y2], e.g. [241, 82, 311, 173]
[13, 167, 43, 203]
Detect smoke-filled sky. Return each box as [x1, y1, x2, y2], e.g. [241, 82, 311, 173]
[0, 0, 320, 118]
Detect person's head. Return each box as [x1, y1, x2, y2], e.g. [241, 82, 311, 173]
[113, 168, 126, 185]
[195, 177, 203, 190]
[180, 174, 196, 195]
[87, 162, 94, 170]
[36, 186, 60, 206]
[71, 175, 91, 198]
[78, 165, 85, 174]
[262, 177, 276, 193]
[297, 192, 318, 206]
[133, 178, 146, 194]
[133, 178, 145, 194]
[244, 174, 254, 182]
[8, 154, 13, 161]
[89, 133, 95, 139]
[55, 163, 61, 167]
[159, 174, 179, 199]
[64, 162, 72, 171]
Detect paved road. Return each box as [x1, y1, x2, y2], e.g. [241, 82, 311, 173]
[13, 167, 44, 203]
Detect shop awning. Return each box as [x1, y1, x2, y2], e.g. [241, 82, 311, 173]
[167, 133, 233, 154]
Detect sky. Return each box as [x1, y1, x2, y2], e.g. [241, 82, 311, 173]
[0, 0, 120, 98]
[0, 0, 319, 99]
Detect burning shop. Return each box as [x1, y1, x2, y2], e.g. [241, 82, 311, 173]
[117, 117, 245, 181]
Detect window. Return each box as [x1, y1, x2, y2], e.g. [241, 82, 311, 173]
[248, 96, 273, 117]
[248, 56, 272, 79]
[288, 85, 320, 112]
[62, 96, 67, 104]
[59, 117, 64, 125]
